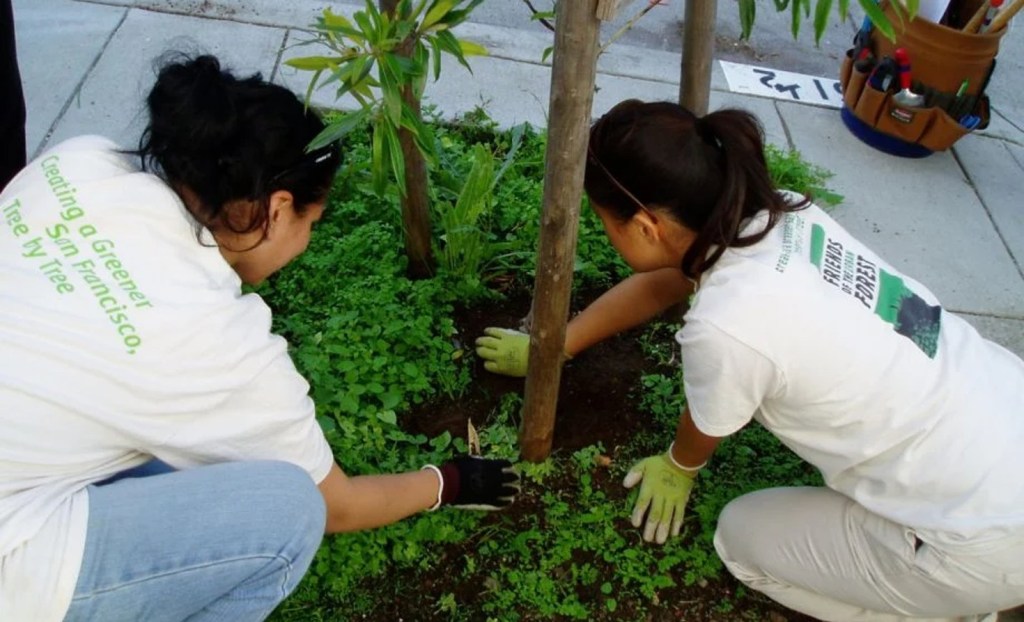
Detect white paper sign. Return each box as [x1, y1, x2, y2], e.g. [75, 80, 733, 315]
[720, 60, 844, 109]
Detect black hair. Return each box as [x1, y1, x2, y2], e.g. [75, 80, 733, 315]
[585, 99, 808, 279]
[135, 54, 341, 239]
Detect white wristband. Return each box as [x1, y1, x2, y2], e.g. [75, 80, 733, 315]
[421, 464, 444, 512]
[667, 442, 706, 472]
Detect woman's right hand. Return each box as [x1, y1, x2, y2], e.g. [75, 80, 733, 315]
[474, 328, 531, 377]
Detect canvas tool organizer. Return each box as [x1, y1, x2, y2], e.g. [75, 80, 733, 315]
[839, 0, 1007, 157]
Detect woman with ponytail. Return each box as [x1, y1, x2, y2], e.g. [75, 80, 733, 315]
[0, 54, 518, 622]
[477, 99, 1024, 621]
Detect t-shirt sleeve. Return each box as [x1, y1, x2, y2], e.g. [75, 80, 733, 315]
[675, 319, 781, 437]
[152, 350, 335, 484]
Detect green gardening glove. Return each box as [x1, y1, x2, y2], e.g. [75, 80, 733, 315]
[474, 328, 530, 377]
[623, 454, 696, 544]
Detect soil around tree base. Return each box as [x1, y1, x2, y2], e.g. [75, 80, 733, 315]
[397, 291, 817, 621]
[398, 291, 1024, 622]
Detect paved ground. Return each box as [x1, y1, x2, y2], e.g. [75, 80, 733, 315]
[8, 0, 1024, 619]
[12, 0, 1023, 362]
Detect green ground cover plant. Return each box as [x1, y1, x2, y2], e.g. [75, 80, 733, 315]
[263, 112, 837, 621]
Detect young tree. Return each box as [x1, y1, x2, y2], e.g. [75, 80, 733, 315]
[288, 0, 485, 278]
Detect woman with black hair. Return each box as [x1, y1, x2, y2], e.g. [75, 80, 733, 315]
[476, 99, 1024, 621]
[0, 54, 518, 622]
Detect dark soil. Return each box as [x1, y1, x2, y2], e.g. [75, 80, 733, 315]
[406, 290, 653, 455]
[395, 289, 818, 622]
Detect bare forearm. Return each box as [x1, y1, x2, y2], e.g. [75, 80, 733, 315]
[565, 268, 693, 357]
[669, 408, 721, 470]
[319, 464, 438, 534]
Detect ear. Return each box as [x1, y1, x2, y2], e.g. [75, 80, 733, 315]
[266, 190, 295, 236]
[631, 209, 662, 242]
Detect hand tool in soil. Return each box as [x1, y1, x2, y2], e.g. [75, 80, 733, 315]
[893, 48, 926, 107]
[986, 0, 1024, 31]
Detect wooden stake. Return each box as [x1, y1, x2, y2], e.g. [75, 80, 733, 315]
[963, 0, 992, 31]
[679, 0, 717, 115]
[597, 0, 623, 21]
[520, 0, 601, 462]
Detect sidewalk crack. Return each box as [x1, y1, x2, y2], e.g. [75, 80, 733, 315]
[35, 6, 129, 157]
[773, 100, 795, 151]
[952, 141, 1024, 282]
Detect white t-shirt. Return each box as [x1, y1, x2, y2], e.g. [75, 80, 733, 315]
[0, 136, 334, 621]
[677, 197, 1024, 553]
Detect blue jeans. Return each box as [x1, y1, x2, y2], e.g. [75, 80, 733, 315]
[63, 460, 326, 622]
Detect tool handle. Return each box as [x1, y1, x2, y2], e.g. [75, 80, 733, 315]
[964, 0, 993, 31]
[894, 48, 913, 90]
[979, 0, 1006, 31]
[987, 0, 1024, 31]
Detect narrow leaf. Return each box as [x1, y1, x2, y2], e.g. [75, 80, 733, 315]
[423, 0, 457, 30]
[458, 39, 488, 57]
[739, 0, 756, 39]
[814, 0, 833, 45]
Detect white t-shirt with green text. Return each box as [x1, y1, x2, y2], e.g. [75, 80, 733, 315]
[678, 198, 1024, 552]
[0, 136, 334, 621]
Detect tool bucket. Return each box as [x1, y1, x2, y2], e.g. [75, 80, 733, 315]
[839, 0, 1007, 157]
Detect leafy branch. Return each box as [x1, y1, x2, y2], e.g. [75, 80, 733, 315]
[738, 0, 921, 44]
[287, 0, 487, 196]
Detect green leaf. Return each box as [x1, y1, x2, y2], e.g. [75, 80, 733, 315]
[307, 107, 372, 151]
[739, 0, 756, 39]
[422, 0, 457, 30]
[430, 430, 452, 450]
[376, 410, 398, 425]
[381, 121, 406, 195]
[285, 55, 344, 71]
[813, 0, 833, 45]
[791, 0, 802, 38]
[382, 73, 404, 125]
[381, 391, 402, 410]
[371, 120, 387, 195]
[435, 29, 471, 72]
[458, 39, 488, 57]
[541, 45, 554, 63]
[399, 105, 437, 164]
[860, 0, 894, 40]
[430, 39, 443, 80]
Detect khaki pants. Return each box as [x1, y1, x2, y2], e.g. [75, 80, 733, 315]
[714, 487, 1024, 622]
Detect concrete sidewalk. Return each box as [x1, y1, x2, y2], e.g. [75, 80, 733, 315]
[11, 0, 1024, 362]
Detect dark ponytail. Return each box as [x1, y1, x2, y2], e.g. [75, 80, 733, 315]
[135, 54, 340, 239]
[585, 100, 807, 279]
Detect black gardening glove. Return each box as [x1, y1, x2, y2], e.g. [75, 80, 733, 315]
[427, 455, 520, 511]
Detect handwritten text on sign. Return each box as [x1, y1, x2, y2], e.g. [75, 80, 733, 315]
[720, 61, 843, 109]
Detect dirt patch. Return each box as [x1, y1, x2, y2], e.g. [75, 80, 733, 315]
[406, 290, 653, 454]
[395, 290, 819, 622]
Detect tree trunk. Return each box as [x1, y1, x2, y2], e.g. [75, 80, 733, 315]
[679, 0, 717, 116]
[380, 0, 434, 279]
[397, 85, 433, 279]
[520, 0, 601, 462]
